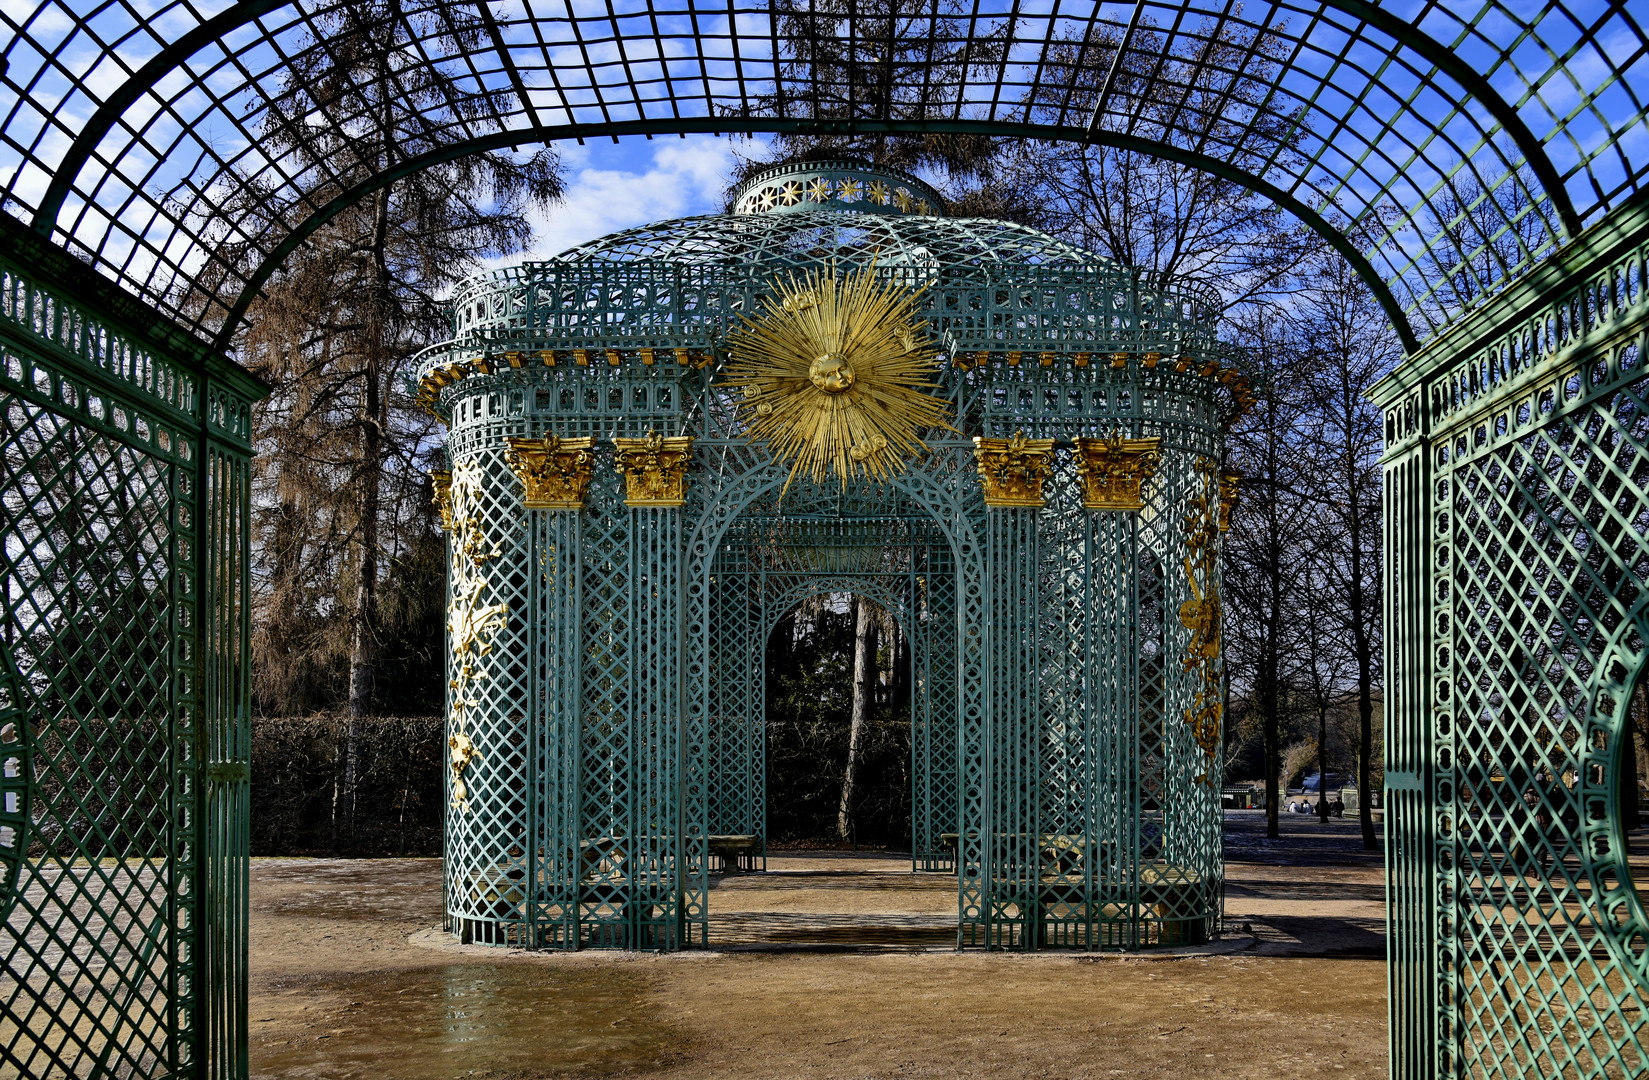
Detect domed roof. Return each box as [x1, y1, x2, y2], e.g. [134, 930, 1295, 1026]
[546, 161, 1114, 274]
[549, 208, 1113, 275]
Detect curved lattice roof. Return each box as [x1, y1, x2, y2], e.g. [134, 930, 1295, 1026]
[2, 1, 1646, 356]
[552, 209, 1118, 273]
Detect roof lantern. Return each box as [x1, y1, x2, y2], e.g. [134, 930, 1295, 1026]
[732, 159, 946, 218]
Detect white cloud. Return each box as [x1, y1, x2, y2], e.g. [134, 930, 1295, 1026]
[497, 134, 760, 265]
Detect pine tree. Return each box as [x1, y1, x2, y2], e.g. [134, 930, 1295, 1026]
[197, 0, 563, 849]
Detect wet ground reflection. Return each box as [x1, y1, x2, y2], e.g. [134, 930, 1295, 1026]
[251, 963, 685, 1078]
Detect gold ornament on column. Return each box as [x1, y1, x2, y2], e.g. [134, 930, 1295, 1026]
[1217, 468, 1241, 531]
[1178, 457, 1224, 783]
[429, 468, 454, 530]
[444, 460, 508, 812]
[722, 267, 953, 491]
[504, 435, 596, 509]
[613, 431, 694, 507]
[972, 430, 1057, 508]
[1071, 432, 1162, 511]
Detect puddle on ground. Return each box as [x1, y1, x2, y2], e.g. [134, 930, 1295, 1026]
[252, 963, 683, 1079]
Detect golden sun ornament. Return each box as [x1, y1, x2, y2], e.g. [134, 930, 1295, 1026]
[723, 267, 953, 489]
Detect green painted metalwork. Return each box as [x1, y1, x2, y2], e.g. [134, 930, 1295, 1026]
[0, 0, 1646, 1072]
[432, 162, 1236, 952]
[0, 215, 261, 1078]
[1373, 193, 1649, 1079]
[6, 0, 1647, 357]
[705, 499, 959, 869]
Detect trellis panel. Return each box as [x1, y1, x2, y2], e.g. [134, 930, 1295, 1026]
[0, 221, 259, 1079]
[1374, 199, 1649, 1080]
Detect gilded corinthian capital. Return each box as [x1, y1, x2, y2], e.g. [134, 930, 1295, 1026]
[613, 431, 694, 507]
[1072, 433, 1162, 511]
[972, 430, 1057, 508]
[504, 435, 596, 510]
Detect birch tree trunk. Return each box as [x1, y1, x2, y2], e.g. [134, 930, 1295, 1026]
[838, 595, 877, 842]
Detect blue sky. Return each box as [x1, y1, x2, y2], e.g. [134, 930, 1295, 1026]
[493, 132, 764, 266]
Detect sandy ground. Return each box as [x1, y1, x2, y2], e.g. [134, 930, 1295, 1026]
[249, 813, 1387, 1079]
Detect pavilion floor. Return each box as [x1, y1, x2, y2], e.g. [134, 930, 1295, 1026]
[246, 811, 1388, 1079]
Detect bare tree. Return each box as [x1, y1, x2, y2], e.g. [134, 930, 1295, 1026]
[1012, 19, 1321, 312]
[1295, 255, 1397, 848]
[191, 0, 562, 848]
[1224, 309, 1317, 838]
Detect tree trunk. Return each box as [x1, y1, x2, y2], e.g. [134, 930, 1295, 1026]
[1316, 701, 1330, 822]
[839, 595, 877, 842]
[339, 183, 393, 840]
[1263, 580, 1282, 839]
[1263, 661, 1280, 838]
[1350, 542, 1378, 850]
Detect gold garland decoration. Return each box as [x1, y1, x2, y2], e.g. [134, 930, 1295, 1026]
[721, 267, 953, 489]
[444, 460, 508, 812]
[1178, 457, 1224, 785]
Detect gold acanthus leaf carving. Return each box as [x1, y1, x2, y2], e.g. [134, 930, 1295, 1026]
[1177, 457, 1224, 784]
[973, 430, 1057, 508]
[721, 266, 953, 491]
[504, 435, 596, 510]
[444, 460, 508, 812]
[430, 469, 453, 531]
[613, 431, 694, 507]
[1072, 432, 1162, 511]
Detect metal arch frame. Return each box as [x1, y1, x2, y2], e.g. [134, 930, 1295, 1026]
[26, 0, 1581, 249]
[6, 0, 1638, 353]
[27, 0, 295, 240]
[205, 118, 1424, 356]
[761, 577, 912, 633]
[1328, 0, 1579, 238]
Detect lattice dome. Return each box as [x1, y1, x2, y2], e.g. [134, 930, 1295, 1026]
[421, 161, 1239, 416]
[549, 210, 1112, 274]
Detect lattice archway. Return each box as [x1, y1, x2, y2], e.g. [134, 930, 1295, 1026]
[3, 1, 1647, 357]
[703, 480, 965, 874]
[2, 3, 1649, 1078]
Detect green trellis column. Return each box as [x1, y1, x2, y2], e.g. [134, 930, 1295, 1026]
[1085, 504, 1140, 947]
[615, 434, 692, 950]
[530, 491, 582, 949]
[1379, 382, 1437, 1078]
[974, 434, 1056, 949]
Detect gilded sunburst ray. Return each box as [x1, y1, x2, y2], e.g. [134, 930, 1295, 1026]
[722, 266, 953, 489]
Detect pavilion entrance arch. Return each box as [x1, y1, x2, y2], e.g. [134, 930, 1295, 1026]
[699, 481, 964, 878]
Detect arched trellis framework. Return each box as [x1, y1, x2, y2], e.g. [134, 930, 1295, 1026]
[0, 4, 1648, 1080]
[705, 497, 961, 871]
[2, 0, 1647, 353]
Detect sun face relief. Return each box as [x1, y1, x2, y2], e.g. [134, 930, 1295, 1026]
[808, 352, 855, 393]
[722, 267, 954, 488]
